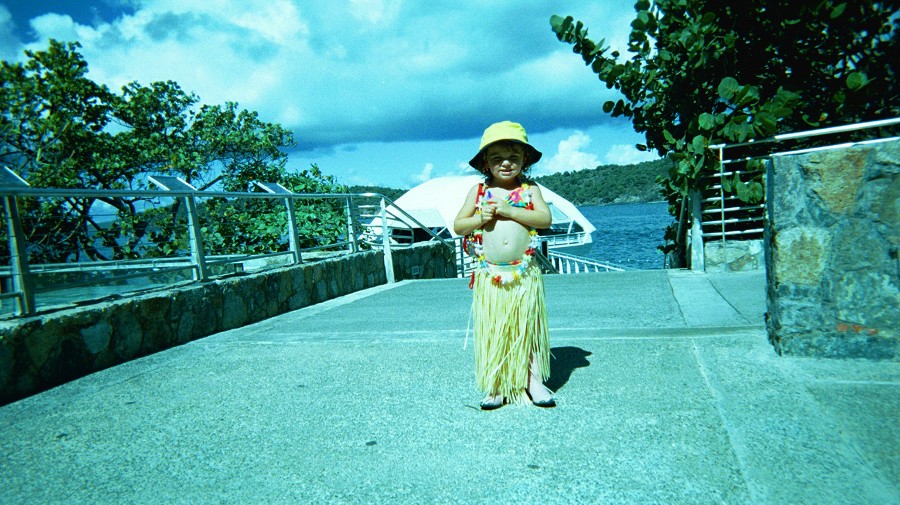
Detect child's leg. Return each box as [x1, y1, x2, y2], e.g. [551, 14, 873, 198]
[480, 393, 505, 410]
[528, 353, 554, 403]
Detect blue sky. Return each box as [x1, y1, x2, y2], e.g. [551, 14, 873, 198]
[0, 0, 659, 189]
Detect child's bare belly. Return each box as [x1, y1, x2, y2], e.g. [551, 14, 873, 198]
[481, 220, 532, 264]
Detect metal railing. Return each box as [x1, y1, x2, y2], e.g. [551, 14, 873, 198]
[541, 231, 590, 248]
[0, 170, 454, 317]
[687, 117, 900, 270]
[547, 250, 625, 274]
[696, 164, 766, 241]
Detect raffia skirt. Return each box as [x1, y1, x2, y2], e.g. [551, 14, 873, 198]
[472, 259, 550, 405]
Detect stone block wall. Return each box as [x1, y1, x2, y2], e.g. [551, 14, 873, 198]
[391, 240, 458, 281]
[0, 242, 456, 404]
[704, 239, 764, 272]
[765, 140, 899, 359]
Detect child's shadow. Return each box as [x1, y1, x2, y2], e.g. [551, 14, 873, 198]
[546, 346, 592, 392]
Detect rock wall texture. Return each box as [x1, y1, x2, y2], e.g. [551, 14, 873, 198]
[704, 239, 764, 272]
[765, 140, 899, 359]
[0, 242, 456, 404]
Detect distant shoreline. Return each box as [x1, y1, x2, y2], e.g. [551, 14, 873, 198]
[351, 158, 674, 209]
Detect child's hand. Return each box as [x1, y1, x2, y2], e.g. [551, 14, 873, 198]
[486, 197, 512, 218]
[481, 201, 497, 222]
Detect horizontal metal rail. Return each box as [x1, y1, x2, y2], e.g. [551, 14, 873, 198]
[547, 250, 625, 273]
[709, 117, 900, 150]
[701, 216, 765, 226]
[706, 183, 766, 192]
[701, 205, 764, 214]
[26, 263, 196, 295]
[700, 168, 763, 178]
[716, 136, 900, 166]
[702, 228, 764, 238]
[541, 232, 589, 247]
[299, 241, 355, 253]
[700, 195, 747, 203]
[0, 174, 454, 316]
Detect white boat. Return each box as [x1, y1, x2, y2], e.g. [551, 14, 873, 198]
[366, 175, 595, 256]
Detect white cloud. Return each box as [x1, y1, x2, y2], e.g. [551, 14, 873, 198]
[604, 143, 658, 165]
[30, 13, 80, 42]
[0, 5, 21, 61]
[413, 162, 434, 183]
[539, 131, 601, 175]
[14, 0, 636, 148]
[349, 0, 402, 26]
[7, 1, 649, 187]
[140, 0, 309, 44]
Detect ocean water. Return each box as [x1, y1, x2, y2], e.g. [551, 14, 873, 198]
[577, 201, 673, 270]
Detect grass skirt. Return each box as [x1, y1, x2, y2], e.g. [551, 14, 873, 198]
[472, 260, 549, 405]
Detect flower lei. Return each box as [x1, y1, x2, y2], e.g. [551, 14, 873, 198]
[470, 183, 541, 287]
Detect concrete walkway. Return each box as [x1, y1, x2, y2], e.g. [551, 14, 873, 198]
[1, 270, 897, 504]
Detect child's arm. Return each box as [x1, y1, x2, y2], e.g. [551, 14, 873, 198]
[488, 185, 552, 229]
[453, 184, 488, 236]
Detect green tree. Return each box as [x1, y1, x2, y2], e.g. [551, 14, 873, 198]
[551, 0, 899, 265]
[1, 40, 346, 263]
[283, 164, 349, 249]
[0, 40, 117, 261]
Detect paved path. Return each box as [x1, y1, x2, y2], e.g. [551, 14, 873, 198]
[1, 270, 897, 504]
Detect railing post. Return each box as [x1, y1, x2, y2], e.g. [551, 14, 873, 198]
[149, 176, 208, 281]
[718, 146, 726, 245]
[690, 189, 705, 272]
[456, 237, 466, 278]
[345, 196, 359, 254]
[284, 195, 302, 264]
[1, 168, 35, 315]
[254, 182, 302, 264]
[183, 194, 209, 281]
[3, 194, 35, 315]
[380, 197, 395, 283]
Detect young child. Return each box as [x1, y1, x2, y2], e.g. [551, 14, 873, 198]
[453, 121, 555, 410]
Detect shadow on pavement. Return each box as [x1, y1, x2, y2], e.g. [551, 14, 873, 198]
[546, 346, 592, 392]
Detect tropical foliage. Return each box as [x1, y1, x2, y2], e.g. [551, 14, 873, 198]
[551, 0, 899, 264]
[1, 40, 346, 264]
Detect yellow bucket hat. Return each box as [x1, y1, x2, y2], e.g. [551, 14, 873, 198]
[468, 120, 543, 170]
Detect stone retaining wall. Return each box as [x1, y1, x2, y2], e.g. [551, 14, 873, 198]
[765, 140, 899, 359]
[0, 242, 456, 404]
[704, 239, 764, 272]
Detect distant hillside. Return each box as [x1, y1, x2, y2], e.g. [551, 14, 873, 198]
[348, 158, 673, 206]
[347, 185, 406, 201]
[534, 158, 673, 206]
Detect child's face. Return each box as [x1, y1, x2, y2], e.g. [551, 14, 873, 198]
[484, 143, 525, 184]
